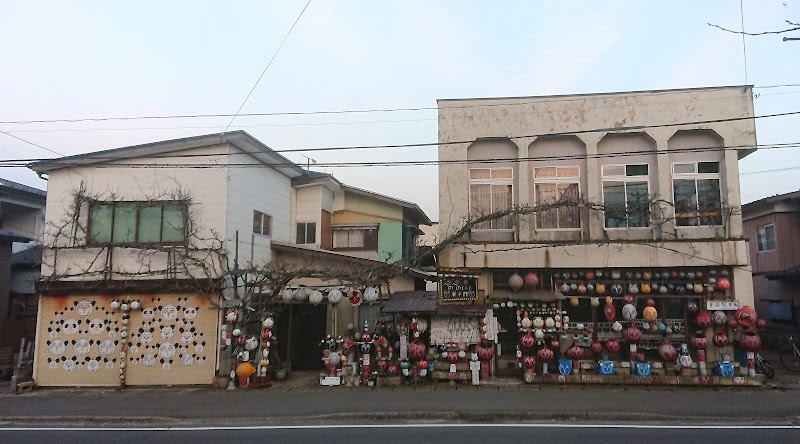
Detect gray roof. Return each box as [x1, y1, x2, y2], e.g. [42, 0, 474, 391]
[29, 131, 307, 178]
[0, 178, 46, 198]
[12, 245, 42, 267]
[382, 291, 438, 314]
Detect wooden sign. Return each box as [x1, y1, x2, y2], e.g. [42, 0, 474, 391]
[438, 268, 479, 303]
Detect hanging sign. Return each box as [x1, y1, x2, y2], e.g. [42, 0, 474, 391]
[438, 268, 480, 303]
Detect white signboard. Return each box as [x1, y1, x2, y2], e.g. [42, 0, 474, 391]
[320, 376, 341, 386]
[707, 300, 740, 311]
[430, 316, 480, 345]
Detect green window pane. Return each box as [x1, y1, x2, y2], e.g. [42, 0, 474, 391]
[626, 181, 650, 227]
[673, 179, 699, 226]
[162, 205, 186, 242]
[138, 206, 162, 243]
[112, 204, 137, 243]
[697, 179, 722, 225]
[603, 181, 626, 228]
[698, 162, 720, 173]
[626, 164, 648, 176]
[90, 204, 113, 243]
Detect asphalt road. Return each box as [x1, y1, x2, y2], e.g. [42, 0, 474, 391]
[2, 423, 799, 444]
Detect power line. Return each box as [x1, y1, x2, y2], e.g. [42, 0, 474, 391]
[224, 0, 312, 133]
[0, 130, 63, 156]
[0, 84, 796, 126]
[5, 142, 797, 169]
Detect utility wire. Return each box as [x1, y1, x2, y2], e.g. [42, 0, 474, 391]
[223, 0, 311, 133]
[0, 130, 63, 156]
[0, 84, 796, 126]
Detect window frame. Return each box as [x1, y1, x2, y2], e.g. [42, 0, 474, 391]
[253, 210, 272, 237]
[87, 200, 188, 246]
[532, 165, 581, 231]
[296, 222, 317, 245]
[756, 223, 777, 253]
[331, 226, 379, 251]
[671, 161, 723, 228]
[601, 164, 651, 229]
[468, 167, 514, 231]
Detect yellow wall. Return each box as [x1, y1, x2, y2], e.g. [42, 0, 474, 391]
[334, 192, 403, 224]
[35, 294, 219, 386]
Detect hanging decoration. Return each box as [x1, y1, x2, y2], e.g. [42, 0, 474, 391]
[363, 286, 380, 304]
[524, 271, 539, 287]
[348, 289, 363, 306]
[327, 288, 343, 305]
[508, 272, 524, 291]
[309, 289, 324, 305]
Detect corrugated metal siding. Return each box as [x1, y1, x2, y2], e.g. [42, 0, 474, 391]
[35, 294, 219, 387]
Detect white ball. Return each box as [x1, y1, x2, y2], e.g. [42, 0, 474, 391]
[327, 289, 343, 304]
[110, 301, 120, 310]
[120, 303, 130, 313]
[309, 290, 324, 304]
[232, 328, 241, 337]
[363, 287, 379, 303]
[263, 318, 275, 329]
[130, 301, 141, 310]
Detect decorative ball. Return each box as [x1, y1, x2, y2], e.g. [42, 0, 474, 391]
[110, 301, 120, 310]
[658, 339, 678, 362]
[628, 283, 639, 294]
[727, 318, 739, 330]
[596, 283, 606, 294]
[121, 331, 128, 339]
[521, 317, 531, 329]
[294, 287, 308, 301]
[658, 285, 668, 294]
[717, 277, 731, 290]
[590, 297, 600, 307]
[623, 324, 642, 344]
[533, 317, 544, 329]
[327, 289, 343, 304]
[309, 290, 324, 304]
[612, 321, 623, 332]
[693, 335, 708, 350]
[735, 306, 757, 329]
[578, 284, 587, 294]
[363, 287, 379, 303]
[622, 303, 637, 321]
[739, 332, 762, 352]
[756, 319, 767, 331]
[120, 303, 130, 313]
[687, 300, 698, 313]
[130, 301, 141, 310]
[534, 329, 545, 340]
[567, 343, 584, 360]
[235, 362, 257, 379]
[419, 369, 428, 377]
[263, 317, 275, 329]
[232, 328, 241, 337]
[694, 311, 712, 330]
[348, 289, 362, 305]
[245, 337, 258, 351]
[570, 296, 580, 307]
[458, 350, 467, 359]
[643, 299, 658, 323]
[329, 352, 341, 366]
[693, 284, 704, 294]
[523, 355, 536, 369]
[524, 272, 539, 287]
[538, 345, 554, 362]
[508, 272, 524, 291]
[712, 332, 729, 348]
[590, 341, 604, 354]
[712, 311, 727, 325]
[605, 338, 621, 353]
[545, 317, 555, 329]
[610, 284, 623, 295]
[641, 283, 652, 294]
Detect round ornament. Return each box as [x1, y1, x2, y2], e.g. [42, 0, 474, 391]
[309, 289, 324, 304]
[363, 287, 379, 303]
[327, 289, 343, 304]
[508, 272, 524, 291]
[524, 272, 540, 287]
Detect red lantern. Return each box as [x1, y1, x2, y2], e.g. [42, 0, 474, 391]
[735, 306, 757, 330]
[694, 311, 712, 330]
[417, 359, 428, 370]
[388, 363, 399, 375]
[447, 351, 460, 363]
[524, 272, 540, 287]
[623, 324, 642, 344]
[348, 289, 362, 305]
[693, 335, 708, 350]
[604, 301, 617, 322]
[727, 318, 739, 331]
[713, 332, 729, 348]
[475, 343, 494, 361]
[756, 319, 767, 331]
[605, 339, 620, 353]
[739, 332, 762, 352]
[567, 343, 584, 360]
[658, 339, 678, 362]
[551, 339, 560, 350]
[590, 341, 604, 355]
[408, 340, 426, 360]
[537, 345, 554, 362]
[520, 331, 535, 349]
[523, 355, 536, 369]
[717, 277, 731, 290]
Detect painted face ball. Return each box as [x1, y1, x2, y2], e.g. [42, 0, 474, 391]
[622, 304, 637, 321]
[524, 272, 540, 287]
[561, 283, 571, 295]
[610, 284, 623, 295]
[590, 297, 600, 307]
[612, 321, 623, 332]
[712, 311, 728, 325]
[596, 283, 606, 294]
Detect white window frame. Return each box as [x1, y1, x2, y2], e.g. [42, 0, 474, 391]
[756, 224, 777, 253]
[468, 167, 514, 231]
[671, 161, 723, 228]
[253, 210, 272, 237]
[601, 164, 651, 229]
[532, 166, 581, 231]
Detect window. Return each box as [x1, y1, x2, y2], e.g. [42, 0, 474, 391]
[332, 227, 378, 250]
[89, 201, 186, 245]
[757, 224, 777, 252]
[469, 168, 513, 230]
[672, 161, 722, 227]
[767, 301, 792, 323]
[253, 211, 272, 236]
[533, 166, 580, 229]
[296, 222, 316, 244]
[602, 164, 650, 228]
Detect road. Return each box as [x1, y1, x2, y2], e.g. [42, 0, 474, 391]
[2, 423, 799, 443]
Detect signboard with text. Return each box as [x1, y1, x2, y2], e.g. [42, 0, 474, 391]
[438, 268, 480, 303]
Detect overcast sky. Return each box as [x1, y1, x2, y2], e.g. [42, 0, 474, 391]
[1, 0, 798, 220]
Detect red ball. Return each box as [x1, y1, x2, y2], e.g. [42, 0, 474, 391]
[417, 359, 428, 370]
[623, 324, 642, 344]
[537, 345, 554, 362]
[524, 272, 540, 287]
[712, 332, 729, 348]
[523, 355, 536, 369]
[694, 311, 713, 330]
[739, 332, 762, 352]
[727, 318, 739, 331]
[520, 332, 535, 349]
[693, 335, 708, 350]
[756, 319, 767, 331]
[605, 339, 620, 353]
[567, 344, 584, 360]
[717, 277, 731, 290]
[590, 341, 604, 354]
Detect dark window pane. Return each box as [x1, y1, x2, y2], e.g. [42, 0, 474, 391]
[296, 223, 305, 244]
[673, 179, 698, 226]
[138, 206, 162, 243]
[626, 181, 650, 227]
[697, 178, 722, 225]
[253, 211, 263, 234]
[112, 204, 137, 243]
[603, 181, 626, 228]
[626, 164, 648, 176]
[558, 183, 580, 228]
[698, 161, 720, 173]
[307, 223, 316, 244]
[162, 205, 186, 242]
[90, 204, 113, 243]
[364, 229, 378, 250]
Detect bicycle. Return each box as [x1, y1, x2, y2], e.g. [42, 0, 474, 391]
[756, 352, 775, 379]
[779, 335, 800, 372]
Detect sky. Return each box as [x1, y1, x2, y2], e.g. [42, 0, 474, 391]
[1, 0, 799, 220]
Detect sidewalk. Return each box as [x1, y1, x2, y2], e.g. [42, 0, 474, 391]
[2, 372, 800, 425]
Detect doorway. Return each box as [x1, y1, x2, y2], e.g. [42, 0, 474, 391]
[277, 303, 327, 371]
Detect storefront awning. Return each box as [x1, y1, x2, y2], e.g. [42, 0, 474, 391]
[382, 291, 437, 314]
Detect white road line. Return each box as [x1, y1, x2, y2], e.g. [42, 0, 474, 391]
[1, 423, 800, 431]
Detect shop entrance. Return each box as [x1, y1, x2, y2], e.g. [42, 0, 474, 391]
[277, 303, 327, 371]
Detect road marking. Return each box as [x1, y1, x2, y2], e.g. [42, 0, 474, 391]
[1, 423, 800, 431]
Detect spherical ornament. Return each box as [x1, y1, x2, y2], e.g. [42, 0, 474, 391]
[533, 317, 544, 329]
[712, 332, 729, 348]
[658, 322, 667, 332]
[739, 332, 762, 352]
[263, 317, 275, 329]
[260, 359, 269, 368]
[508, 272, 524, 291]
[309, 289, 324, 304]
[521, 317, 531, 329]
[567, 343, 584, 360]
[520, 331, 535, 349]
[348, 289, 362, 305]
[622, 303, 637, 321]
[563, 316, 570, 324]
[675, 285, 686, 295]
[727, 318, 739, 330]
[586, 283, 595, 293]
[658, 339, 678, 362]
[121, 331, 128, 339]
[590, 341, 604, 355]
[232, 328, 241, 337]
[642, 271, 652, 280]
[235, 362, 256, 379]
[522, 355, 536, 369]
[578, 284, 587, 294]
[612, 321, 623, 332]
[363, 287, 379, 303]
[120, 303, 130, 313]
[570, 296, 580, 307]
[735, 306, 757, 330]
[294, 287, 308, 301]
[551, 339, 561, 349]
[584, 270, 595, 280]
[419, 369, 428, 378]
[110, 301, 120, 310]
[694, 311, 712, 330]
[281, 288, 294, 301]
[237, 336, 246, 345]
[476, 343, 494, 361]
[492, 303, 500, 310]
[590, 297, 600, 307]
[610, 283, 623, 295]
[545, 317, 555, 329]
[658, 285, 668, 294]
[685, 283, 694, 291]
[538, 344, 555, 362]
[458, 350, 467, 360]
[130, 301, 141, 310]
[756, 318, 767, 331]
[720, 269, 730, 277]
[643, 299, 658, 323]
[596, 283, 606, 294]
[687, 300, 698, 313]
[693, 335, 708, 350]
[327, 288, 343, 304]
[570, 283, 578, 293]
[717, 277, 731, 290]
[611, 270, 622, 280]
[641, 283, 652, 294]
[360, 342, 373, 354]
[524, 272, 540, 287]
[507, 301, 515, 308]
[665, 326, 673, 335]
[122, 318, 129, 326]
[712, 310, 727, 325]
[605, 338, 621, 353]
[628, 283, 639, 295]
[623, 324, 643, 344]
[245, 336, 258, 351]
[408, 340, 426, 360]
[534, 329, 545, 340]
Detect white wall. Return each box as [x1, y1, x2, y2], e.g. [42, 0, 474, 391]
[293, 186, 322, 248]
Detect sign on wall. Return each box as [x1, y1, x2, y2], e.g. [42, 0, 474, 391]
[438, 268, 479, 303]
